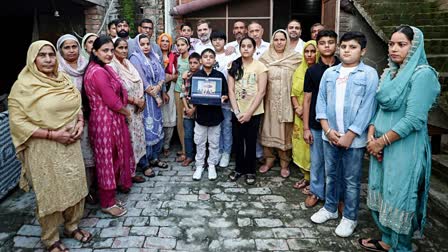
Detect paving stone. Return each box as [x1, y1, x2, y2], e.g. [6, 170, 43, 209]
[178, 217, 206, 227]
[150, 193, 174, 201]
[141, 208, 169, 217]
[100, 227, 130, 238]
[96, 218, 122, 228]
[185, 227, 208, 242]
[17, 225, 41, 236]
[79, 218, 99, 228]
[260, 195, 287, 203]
[216, 182, 240, 188]
[287, 238, 318, 250]
[92, 238, 114, 248]
[144, 237, 176, 249]
[300, 227, 320, 238]
[208, 218, 233, 228]
[158, 227, 182, 238]
[198, 193, 210, 200]
[13, 236, 40, 248]
[170, 208, 214, 217]
[123, 217, 149, 227]
[217, 228, 241, 238]
[150, 217, 177, 227]
[60, 238, 83, 248]
[129, 227, 159, 236]
[238, 218, 252, 227]
[142, 187, 166, 194]
[255, 239, 289, 251]
[237, 209, 264, 217]
[126, 249, 158, 252]
[174, 194, 198, 202]
[224, 188, 247, 194]
[127, 193, 150, 201]
[223, 239, 256, 250]
[248, 187, 272, 195]
[135, 200, 163, 209]
[175, 240, 208, 250]
[251, 229, 275, 238]
[126, 208, 144, 217]
[212, 193, 237, 201]
[255, 218, 284, 227]
[161, 200, 188, 208]
[272, 228, 303, 238]
[111, 236, 145, 248]
[177, 170, 195, 176]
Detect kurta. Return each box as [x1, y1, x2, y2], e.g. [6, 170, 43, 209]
[84, 62, 134, 190]
[109, 58, 146, 170]
[259, 30, 301, 151]
[367, 27, 441, 243]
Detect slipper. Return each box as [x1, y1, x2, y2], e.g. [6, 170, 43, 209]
[357, 238, 389, 252]
[48, 240, 69, 252]
[143, 167, 156, 177]
[176, 154, 186, 162]
[280, 167, 290, 178]
[64, 228, 93, 243]
[228, 171, 243, 181]
[132, 175, 146, 183]
[293, 179, 309, 190]
[258, 164, 272, 174]
[301, 185, 311, 195]
[102, 204, 127, 217]
[181, 157, 194, 167]
[150, 159, 169, 169]
[245, 174, 256, 185]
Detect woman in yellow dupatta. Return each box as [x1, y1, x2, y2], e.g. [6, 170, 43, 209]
[8, 41, 92, 251]
[259, 29, 301, 178]
[291, 40, 319, 193]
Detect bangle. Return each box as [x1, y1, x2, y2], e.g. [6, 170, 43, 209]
[49, 130, 53, 140]
[384, 133, 391, 145]
[325, 128, 332, 136]
[46, 129, 50, 139]
[381, 135, 388, 146]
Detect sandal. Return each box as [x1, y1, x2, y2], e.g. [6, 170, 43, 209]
[163, 149, 170, 157]
[102, 204, 127, 217]
[301, 185, 311, 195]
[132, 175, 146, 183]
[85, 192, 98, 205]
[176, 154, 186, 162]
[258, 164, 272, 174]
[143, 167, 156, 177]
[293, 179, 309, 190]
[150, 159, 169, 169]
[228, 171, 243, 181]
[280, 167, 290, 178]
[117, 186, 130, 194]
[48, 240, 69, 252]
[358, 238, 390, 252]
[245, 174, 256, 185]
[181, 157, 194, 167]
[64, 228, 93, 243]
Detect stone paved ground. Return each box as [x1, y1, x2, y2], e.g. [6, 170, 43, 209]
[1, 146, 447, 252]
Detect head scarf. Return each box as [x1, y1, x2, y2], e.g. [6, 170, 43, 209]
[130, 34, 165, 85]
[80, 33, 98, 60]
[291, 40, 320, 98]
[110, 55, 144, 98]
[376, 26, 438, 111]
[56, 34, 89, 91]
[8, 40, 81, 153]
[259, 29, 301, 123]
[157, 33, 178, 74]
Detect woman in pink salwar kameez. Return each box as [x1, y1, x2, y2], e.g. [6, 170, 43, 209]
[83, 35, 134, 217]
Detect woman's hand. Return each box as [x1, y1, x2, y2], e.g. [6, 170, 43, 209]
[185, 106, 195, 117]
[162, 92, 170, 104]
[71, 120, 84, 140]
[367, 137, 385, 157]
[53, 127, 77, 145]
[294, 107, 303, 118]
[303, 129, 313, 144]
[238, 113, 252, 123]
[150, 85, 162, 97]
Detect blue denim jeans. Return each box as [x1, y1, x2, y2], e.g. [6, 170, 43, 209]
[183, 118, 195, 159]
[219, 108, 233, 155]
[309, 129, 326, 200]
[138, 139, 163, 167]
[323, 141, 365, 221]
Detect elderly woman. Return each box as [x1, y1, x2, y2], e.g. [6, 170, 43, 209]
[158, 33, 178, 157]
[259, 29, 301, 178]
[81, 33, 99, 60]
[359, 25, 440, 252]
[130, 34, 168, 170]
[109, 38, 148, 182]
[84, 35, 134, 217]
[8, 41, 92, 252]
[56, 34, 97, 203]
[291, 40, 319, 194]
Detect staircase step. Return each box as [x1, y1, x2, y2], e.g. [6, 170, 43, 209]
[424, 39, 448, 55]
[428, 57, 448, 73]
[363, 2, 440, 14]
[372, 12, 448, 26]
[382, 25, 448, 39]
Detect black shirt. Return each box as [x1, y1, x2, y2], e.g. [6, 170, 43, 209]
[190, 68, 228, 126]
[303, 57, 340, 130]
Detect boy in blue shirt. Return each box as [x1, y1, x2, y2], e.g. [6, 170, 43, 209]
[311, 31, 378, 237]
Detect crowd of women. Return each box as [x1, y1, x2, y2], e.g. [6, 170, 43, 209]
[7, 17, 440, 252]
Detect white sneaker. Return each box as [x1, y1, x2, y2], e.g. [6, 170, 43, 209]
[335, 217, 357, 237]
[192, 166, 204, 181]
[310, 207, 338, 224]
[219, 153, 230, 167]
[208, 165, 217, 180]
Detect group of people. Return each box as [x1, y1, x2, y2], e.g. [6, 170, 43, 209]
[8, 15, 440, 252]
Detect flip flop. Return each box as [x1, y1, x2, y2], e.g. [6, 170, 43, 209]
[143, 167, 156, 177]
[280, 167, 290, 178]
[293, 179, 309, 189]
[64, 228, 93, 243]
[357, 238, 389, 252]
[48, 240, 69, 252]
[301, 185, 311, 195]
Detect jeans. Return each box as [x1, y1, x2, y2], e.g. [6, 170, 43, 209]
[138, 139, 163, 168]
[309, 129, 326, 200]
[183, 118, 195, 159]
[233, 114, 261, 175]
[219, 108, 233, 155]
[323, 141, 364, 221]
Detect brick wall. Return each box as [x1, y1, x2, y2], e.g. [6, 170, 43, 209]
[84, 5, 106, 34]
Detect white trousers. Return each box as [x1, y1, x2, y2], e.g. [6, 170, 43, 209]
[194, 122, 221, 167]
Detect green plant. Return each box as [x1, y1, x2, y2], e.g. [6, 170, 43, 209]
[119, 0, 137, 37]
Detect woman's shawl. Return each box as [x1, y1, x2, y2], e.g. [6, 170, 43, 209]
[291, 40, 319, 99]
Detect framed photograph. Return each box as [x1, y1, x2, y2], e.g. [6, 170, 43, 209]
[190, 76, 222, 106]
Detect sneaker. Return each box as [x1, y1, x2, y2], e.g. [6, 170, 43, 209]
[208, 165, 217, 180]
[192, 166, 204, 181]
[335, 217, 357, 237]
[310, 207, 338, 224]
[219, 153, 230, 167]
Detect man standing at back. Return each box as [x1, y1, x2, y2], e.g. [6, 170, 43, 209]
[116, 19, 131, 41]
[287, 19, 306, 53]
[108, 19, 118, 42]
[194, 19, 214, 55]
[225, 21, 247, 57]
[247, 21, 270, 60]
